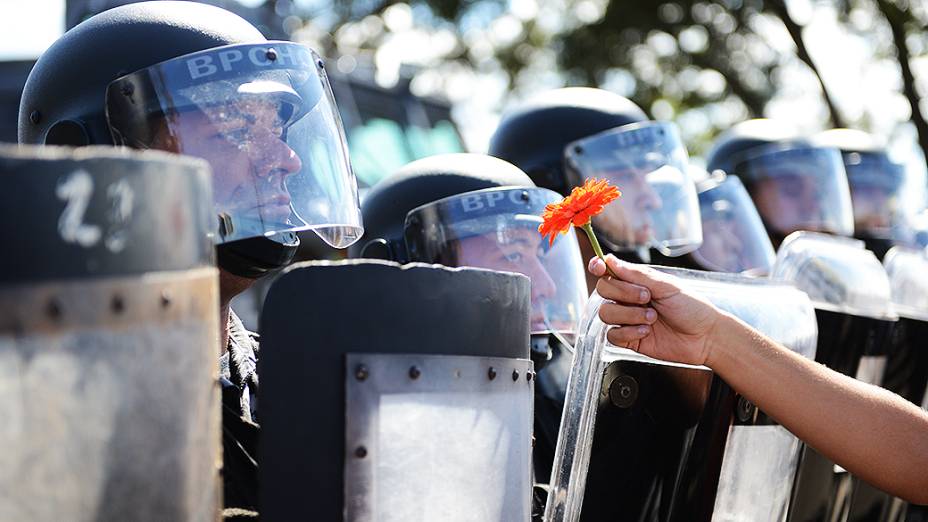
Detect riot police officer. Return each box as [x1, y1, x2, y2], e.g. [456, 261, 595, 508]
[489, 87, 702, 281]
[813, 128, 924, 259]
[349, 153, 589, 514]
[18, 1, 362, 516]
[705, 119, 855, 249]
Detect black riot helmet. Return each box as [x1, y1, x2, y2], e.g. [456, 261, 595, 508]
[706, 119, 855, 248]
[490, 87, 702, 262]
[351, 153, 589, 356]
[489, 87, 647, 194]
[19, 1, 363, 278]
[812, 129, 916, 259]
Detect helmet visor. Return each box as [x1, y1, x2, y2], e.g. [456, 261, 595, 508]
[105, 42, 362, 247]
[405, 187, 588, 337]
[842, 151, 906, 239]
[692, 175, 776, 275]
[734, 145, 854, 238]
[564, 121, 702, 256]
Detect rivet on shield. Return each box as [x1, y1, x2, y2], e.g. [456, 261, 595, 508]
[608, 374, 639, 409]
[354, 446, 368, 459]
[573, 145, 583, 155]
[29, 110, 41, 125]
[111, 295, 125, 314]
[736, 395, 756, 423]
[408, 365, 421, 380]
[316, 59, 325, 69]
[266, 48, 278, 61]
[160, 291, 172, 309]
[488, 367, 497, 380]
[512, 369, 520, 381]
[526, 371, 534, 382]
[355, 364, 369, 381]
[46, 298, 62, 320]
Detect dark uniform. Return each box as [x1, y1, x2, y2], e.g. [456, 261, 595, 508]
[221, 312, 261, 517]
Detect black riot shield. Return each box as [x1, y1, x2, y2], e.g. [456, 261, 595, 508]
[543, 267, 817, 522]
[841, 247, 928, 522]
[258, 261, 534, 521]
[771, 232, 899, 522]
[0, 146, 219, 521]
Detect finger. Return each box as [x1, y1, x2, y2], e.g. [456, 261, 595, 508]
[599, 302, 657, 326]
[588, 256, 607, 276]
[607, 325, 650, 346]
[604, 256, 677, 295]
[596, 277, 651, 304]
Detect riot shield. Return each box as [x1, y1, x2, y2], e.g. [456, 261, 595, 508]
[771, 232, 899, 522]
[842, 246, 928, 522]
[0, 145, 219, 521]
[544, 268, 817, 522]
[258, 261, 534, 521]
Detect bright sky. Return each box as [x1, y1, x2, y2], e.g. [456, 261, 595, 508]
[0, 0, 65, 60]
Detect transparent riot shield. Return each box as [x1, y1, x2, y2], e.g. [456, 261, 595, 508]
[0, 146, 219, 521]
[544, 268, 817, 522]
[258, 261, 534, 521]
[771, 232, 899, 522]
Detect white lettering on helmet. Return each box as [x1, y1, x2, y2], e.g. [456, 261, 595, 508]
[248, 47, 273, 67]
[187, 56, 217, 80]
[485, 191, 505, 207]
[274, 46, 294, 67]
[461, 194, 484, 212]
[218, 49, 244, 72]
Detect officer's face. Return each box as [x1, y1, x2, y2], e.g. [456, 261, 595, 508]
[752, 174, 824, 235]
[154, 100, 303, 225]
[455, 228, 558, 331]
[850, 183, 894, 231]
[596, 168, 662, 244]
[699, 215, 746, 272]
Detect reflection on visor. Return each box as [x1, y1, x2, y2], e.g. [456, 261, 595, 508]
[692, 176, 776, 274]
[405, 187, 588, 336]
[564, 121, 701, 255]
[734, 145, 854, 238]
[105, 42, 362, 246]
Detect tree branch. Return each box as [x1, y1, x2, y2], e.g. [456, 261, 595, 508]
[767, 0, 847, 128]
[876, 0, 928, 168]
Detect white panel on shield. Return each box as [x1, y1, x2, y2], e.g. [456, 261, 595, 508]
[712, 426, 802, 522]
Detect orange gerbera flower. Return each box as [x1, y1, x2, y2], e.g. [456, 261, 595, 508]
[538, 178, 621, 247]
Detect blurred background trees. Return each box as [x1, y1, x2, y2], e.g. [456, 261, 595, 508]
[258, 0, 926, 160]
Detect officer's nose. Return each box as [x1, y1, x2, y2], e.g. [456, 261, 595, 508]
[527, 256, 557, 303]
[254, 135, 302, 178]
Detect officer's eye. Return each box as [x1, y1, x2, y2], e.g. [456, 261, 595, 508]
[503, 251, 524, 264]
[212, 128, 249, 143]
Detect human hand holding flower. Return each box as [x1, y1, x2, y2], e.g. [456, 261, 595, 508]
[589, 255, 722, 366]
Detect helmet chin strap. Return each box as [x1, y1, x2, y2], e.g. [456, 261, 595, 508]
[217, 232, 299, 279]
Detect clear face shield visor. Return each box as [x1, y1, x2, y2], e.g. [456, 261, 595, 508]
[105, 42, 363, 247]
[404, 187, 588, 338]
[733, 145, 854, 239]
[692, 173, 776, 275]
[564, 121, 702, 256]
[842, 151, 907, 239]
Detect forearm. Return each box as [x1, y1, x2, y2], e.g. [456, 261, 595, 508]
[706, 311, 928, 504]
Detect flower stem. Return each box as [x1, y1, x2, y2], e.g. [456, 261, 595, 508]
[581, 223, 620, 279]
